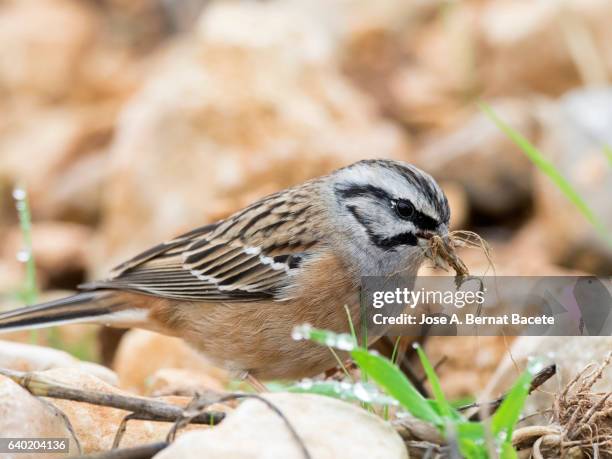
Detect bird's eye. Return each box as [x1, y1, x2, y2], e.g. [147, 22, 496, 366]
[393, 199, 415, 220]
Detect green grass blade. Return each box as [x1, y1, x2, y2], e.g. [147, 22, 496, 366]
[351, 347, 443, 428]
[13, 187, 38, 306]
[457, 439, 488, 459]
[499, 441, 519, 459]
[456, 421, 488, 459]
[490, 369, 532, 440]
[284, 379, 398, 406]
[384, 337, 403, 420]
[13, 186, 39, 344]
[479, 102, 612, 247]
[414, 344, 455, 419]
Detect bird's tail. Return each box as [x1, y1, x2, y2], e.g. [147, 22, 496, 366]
[0, 291, 132, 333]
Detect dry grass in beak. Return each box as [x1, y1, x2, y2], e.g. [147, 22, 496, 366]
[426, 230, 492, 288]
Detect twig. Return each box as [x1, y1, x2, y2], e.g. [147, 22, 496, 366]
[113, 413, 141, 449]
[392, 416, 445, 445]
[0, 368, 225, 425]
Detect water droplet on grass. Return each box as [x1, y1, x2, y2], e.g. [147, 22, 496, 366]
[12, 188, 26, 201]
[297, 378, 313, 390]
[16, 249, 30, 263]
[335, 334, 355, 351]
[353, 382, 373, 402]
[291, 324, 312, 341]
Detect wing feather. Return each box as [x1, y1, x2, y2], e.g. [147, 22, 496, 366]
[81, 184, 324, 302]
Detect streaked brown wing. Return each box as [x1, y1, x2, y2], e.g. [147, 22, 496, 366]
[81, 185, 322, 302]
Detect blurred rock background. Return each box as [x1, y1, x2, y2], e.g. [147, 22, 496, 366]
[0, 0, 611, 405]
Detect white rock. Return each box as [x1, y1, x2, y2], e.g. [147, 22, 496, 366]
[0, 340, 118, 386]
[154, 393, 408, 459]
[0, 374, 79, 458]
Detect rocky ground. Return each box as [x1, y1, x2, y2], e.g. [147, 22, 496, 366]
[0, 0, 611, 457]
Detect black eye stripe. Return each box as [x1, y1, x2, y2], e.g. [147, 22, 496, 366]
[346, 205, 418, 249]
[337, 182, 440, 231]
[392, 199, 438, 231]
[412, 210, 439, 231]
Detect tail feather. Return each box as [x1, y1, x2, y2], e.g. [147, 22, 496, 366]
[0, 291, 127, 333]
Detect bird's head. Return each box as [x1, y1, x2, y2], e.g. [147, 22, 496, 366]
[327, 159, 450, 276]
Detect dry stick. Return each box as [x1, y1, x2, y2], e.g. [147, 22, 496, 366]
[113, 413, 142, 449]
[457, 364, 557, 421]
[0, 368, 225, 425]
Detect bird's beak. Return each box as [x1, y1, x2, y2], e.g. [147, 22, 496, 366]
[420, 226, 468, 277]
[416, 224, 448, 246]
[416, 231, 434, 248]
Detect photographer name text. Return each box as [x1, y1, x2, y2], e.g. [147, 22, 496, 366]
[371, 313, 555, 326]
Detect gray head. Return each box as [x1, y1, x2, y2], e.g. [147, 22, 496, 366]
[326, 159, 450, 276]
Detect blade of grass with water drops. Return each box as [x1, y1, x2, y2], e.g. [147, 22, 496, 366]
[454, 421, 488, 458]
[291, 325, 356, 351]
[13, 187, 38, 306]
[292, 326, 443, 426]
[351, 347, 443, 428]
[491, 364, 535, 444]
[414, 344, 456, 420]
[286, 379, 398, 406]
